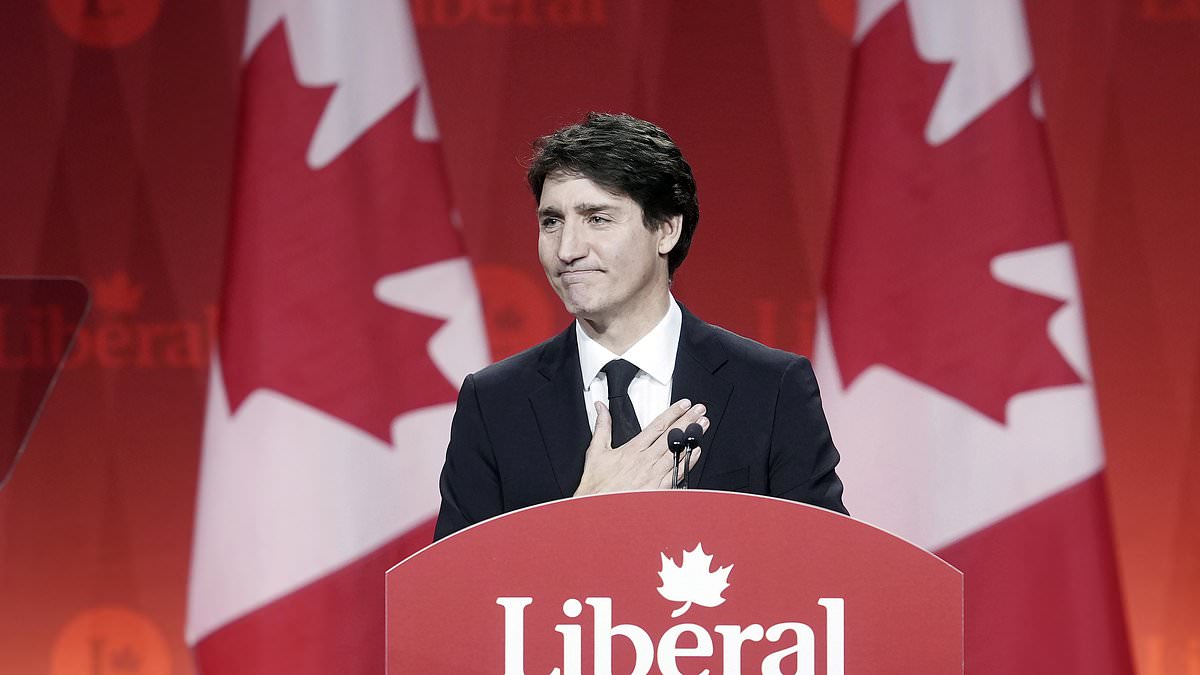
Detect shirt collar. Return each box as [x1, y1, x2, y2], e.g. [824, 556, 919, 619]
[577, 295, 682, 390]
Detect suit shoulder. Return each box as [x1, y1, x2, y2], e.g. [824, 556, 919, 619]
[704, 322, 811, 373]
[468, 331, 561, 391]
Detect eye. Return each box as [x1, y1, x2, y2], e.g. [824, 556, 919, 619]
[540, 217, 562, 231]
[587, 214, 611, 225]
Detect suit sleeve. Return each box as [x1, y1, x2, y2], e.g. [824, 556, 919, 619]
[433, 373, 504, 540]
[768, 356, 848, 515]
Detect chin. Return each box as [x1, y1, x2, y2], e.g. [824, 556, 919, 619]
[563, 301, 596, 319]
[562, 300, 606, 323]
[558, 289, 600, 318]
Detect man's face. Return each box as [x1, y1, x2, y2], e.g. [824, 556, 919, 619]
[537, 174, 680, 325]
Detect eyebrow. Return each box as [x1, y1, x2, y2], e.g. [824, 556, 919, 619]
[537, 202, 623, 219]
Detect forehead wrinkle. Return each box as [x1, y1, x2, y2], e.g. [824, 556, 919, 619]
[537, 202, 627, 220]
[574, 202, 625, 215]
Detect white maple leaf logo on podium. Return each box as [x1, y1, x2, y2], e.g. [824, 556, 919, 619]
[656, 544, 733, 618]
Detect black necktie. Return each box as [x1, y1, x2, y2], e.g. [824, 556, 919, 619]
[602, 359, 642, 447]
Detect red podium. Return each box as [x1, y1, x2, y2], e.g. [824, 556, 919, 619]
[386, 491, 962, 674]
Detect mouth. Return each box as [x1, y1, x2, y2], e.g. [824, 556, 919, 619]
[559, 270, 601, 282]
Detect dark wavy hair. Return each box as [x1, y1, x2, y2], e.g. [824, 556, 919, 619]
[526, 112, 700, 277]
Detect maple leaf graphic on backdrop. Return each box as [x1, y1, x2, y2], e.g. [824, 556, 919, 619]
[825, 6, 1080, 423]
[657, 544, 733, 618]
[219, 26, 464, 443]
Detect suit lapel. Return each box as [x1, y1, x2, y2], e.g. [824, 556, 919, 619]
[530, 325, 591, 497]
[671, 306, 733, 487]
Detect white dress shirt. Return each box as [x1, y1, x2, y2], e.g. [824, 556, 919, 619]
[577, 296, 683, 433]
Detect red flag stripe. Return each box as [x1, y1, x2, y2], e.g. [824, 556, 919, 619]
[194, 520, 435, 675]
[938, 474, 1134, 673]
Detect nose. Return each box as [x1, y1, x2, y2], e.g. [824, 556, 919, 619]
[556, 219, 588, 264]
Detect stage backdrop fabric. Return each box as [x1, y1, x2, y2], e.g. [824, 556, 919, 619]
[0, 1, 1197, 674]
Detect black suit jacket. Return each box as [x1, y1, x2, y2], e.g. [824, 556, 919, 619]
[433, 306, 846, 539]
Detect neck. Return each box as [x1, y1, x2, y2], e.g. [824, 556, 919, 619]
[578, 289, 671, 355]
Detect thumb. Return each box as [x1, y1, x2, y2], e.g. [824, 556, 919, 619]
[592, 401, 612, 449]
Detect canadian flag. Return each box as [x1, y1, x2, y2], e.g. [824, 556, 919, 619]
[813, 1, 1134, 673]
[185, 1, 488, 673]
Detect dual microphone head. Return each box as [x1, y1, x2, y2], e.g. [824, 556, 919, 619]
[667, 423, 703, 489]
[667, 423, 702, 454]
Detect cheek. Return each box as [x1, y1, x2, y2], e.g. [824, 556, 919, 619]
[620, 239, 661, 274]
[537, 236, 555, 267]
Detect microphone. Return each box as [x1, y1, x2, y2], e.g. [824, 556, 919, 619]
[682, 422, 703, 489]
[667, 428, 686, 490]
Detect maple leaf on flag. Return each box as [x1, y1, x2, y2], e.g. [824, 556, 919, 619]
[218, 26, 464, 443]
[825, 6, 1080, 423]
[656, 544, 733, 618]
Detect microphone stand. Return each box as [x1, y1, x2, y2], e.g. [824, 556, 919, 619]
[667, 428, 685, 489]
[682, 422, 703, 490]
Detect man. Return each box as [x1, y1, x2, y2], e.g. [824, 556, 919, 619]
[433, 113, 845, 539]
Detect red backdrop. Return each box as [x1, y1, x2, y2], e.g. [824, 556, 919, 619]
[0, 0, 1197, 673]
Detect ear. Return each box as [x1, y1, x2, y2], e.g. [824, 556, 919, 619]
[657, 215, 684, 256]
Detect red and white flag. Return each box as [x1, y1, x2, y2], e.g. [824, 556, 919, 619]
[186, 1, 488, 673]
[814, 1, 1134, 672]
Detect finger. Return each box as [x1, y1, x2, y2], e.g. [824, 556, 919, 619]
[651, 448, 676, 475]
[654, 451, 683, 489]
[655, 405, 707, 447]
[653, 438, 700, 482]
[684, 404, 708, 427]
[632, 399, 693, 449]
[678, 404, 707, 430]
[592, 401, 612, 450]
